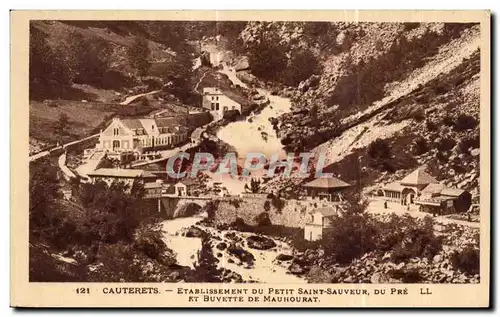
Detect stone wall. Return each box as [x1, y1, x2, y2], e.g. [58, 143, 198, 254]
[214, 197, 320, 228]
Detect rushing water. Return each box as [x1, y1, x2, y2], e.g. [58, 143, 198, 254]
[161, 217, 204, 269]
[161, 216, 306, 283]
[210, 68, 292, 194]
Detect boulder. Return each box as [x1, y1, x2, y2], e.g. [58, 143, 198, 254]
[275, 254, 294, 261]
[246, 235, 277, 250]
[168, 271, 181, 280]
[216, 242, 228, 251]
[227, 243, 255, 265]
[433, 254, 444, 263]
[184, 226, 204, 238]
[370, 272, 390, 284]
[288, 262, 306, 275]
[234, 56, 250, 71]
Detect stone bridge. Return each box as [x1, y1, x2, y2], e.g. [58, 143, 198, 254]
[157, 195, 220, 219]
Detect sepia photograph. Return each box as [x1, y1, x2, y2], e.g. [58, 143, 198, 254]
[11, 10, 491, 308]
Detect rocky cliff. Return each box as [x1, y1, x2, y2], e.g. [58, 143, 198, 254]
[226, 22, 481, 196]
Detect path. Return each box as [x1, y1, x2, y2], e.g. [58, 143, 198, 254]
[58, 151, 76, 180]
[119, 90, 161, 106]
[75, 151, 105, 180]
[367, 200, 480, 228]
[193, 70, 209, 94]
[29, 133, 99, 162]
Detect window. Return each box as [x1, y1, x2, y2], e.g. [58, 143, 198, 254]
[211, 103, 215, 111]
[211, 96, 214, 101]
[216, 96, 219, 101]
[113, 128, 119, 136]
[216, 103, 220, 111]
[112, 140, 120, 149]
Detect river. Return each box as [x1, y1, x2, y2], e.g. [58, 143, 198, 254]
[161, 216, 306, 283]
[160, 58, 302, 282]
[204, 65, 293, 195]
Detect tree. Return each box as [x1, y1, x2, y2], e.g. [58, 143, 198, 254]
[29, 24, 73, 99]
[54, 113, 69, 137]
[282, 49, 320, 87]
[127, 37, 151, 76]
[29, 159, 61, 230]
[248, 39, 288, 82]
[244, 178, 261, 193]
[368, 138, 391, 161]
[162, 41, 195, 104]
[67, 31, 113, 87]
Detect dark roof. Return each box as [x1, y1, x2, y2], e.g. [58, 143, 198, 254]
[121, 119, 143, 130]
[155, 117, 178, 129]
[421, 183, 445, 194]
[303, 177, 351, 189]
[441, 188, 467, 197]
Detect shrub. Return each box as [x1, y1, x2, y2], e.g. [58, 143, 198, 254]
[322, 213, 377, 264]
[436, 138, 456, 152]
[271, 196, 286, 213]
[458, 136, 480, 154]
[141, 98, 150, 107]
[281, 49, 320, 87]
[442, 115, 455, 127]
[263, 200, 271, 212]
[254, 212, 272, 226]
[412, 109, 425, 121]
[413, 137, 428, 155]
[426, 120, 437, 131]
[454, 114, 478, 131]
[373, 214, 442, 262]
[248, 39, 288, 82]
[450, 246, 480, 275]
[368, 138, 391, 161]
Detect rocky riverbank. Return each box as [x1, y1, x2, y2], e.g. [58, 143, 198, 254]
[282, 218, 480, 284]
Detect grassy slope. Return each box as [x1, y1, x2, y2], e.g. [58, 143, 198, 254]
[29, 21, 185, 151]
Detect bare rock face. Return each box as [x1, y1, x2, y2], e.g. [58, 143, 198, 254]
[246, 235, 277, 250]
[234, 56, 250, 71]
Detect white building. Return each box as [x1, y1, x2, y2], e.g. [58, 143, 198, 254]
[304, 207, 339, 241]
[95, 117, 189, 161]
[202, 87, 242, 120]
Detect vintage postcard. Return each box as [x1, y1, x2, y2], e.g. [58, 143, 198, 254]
[11, 10, 490, 308]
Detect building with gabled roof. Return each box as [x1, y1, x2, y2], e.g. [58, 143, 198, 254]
[382, 166, 471, 215]
[95, 117, 189, 162]
[201, 86, 246, 121]
[400, 166, 439, 186]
